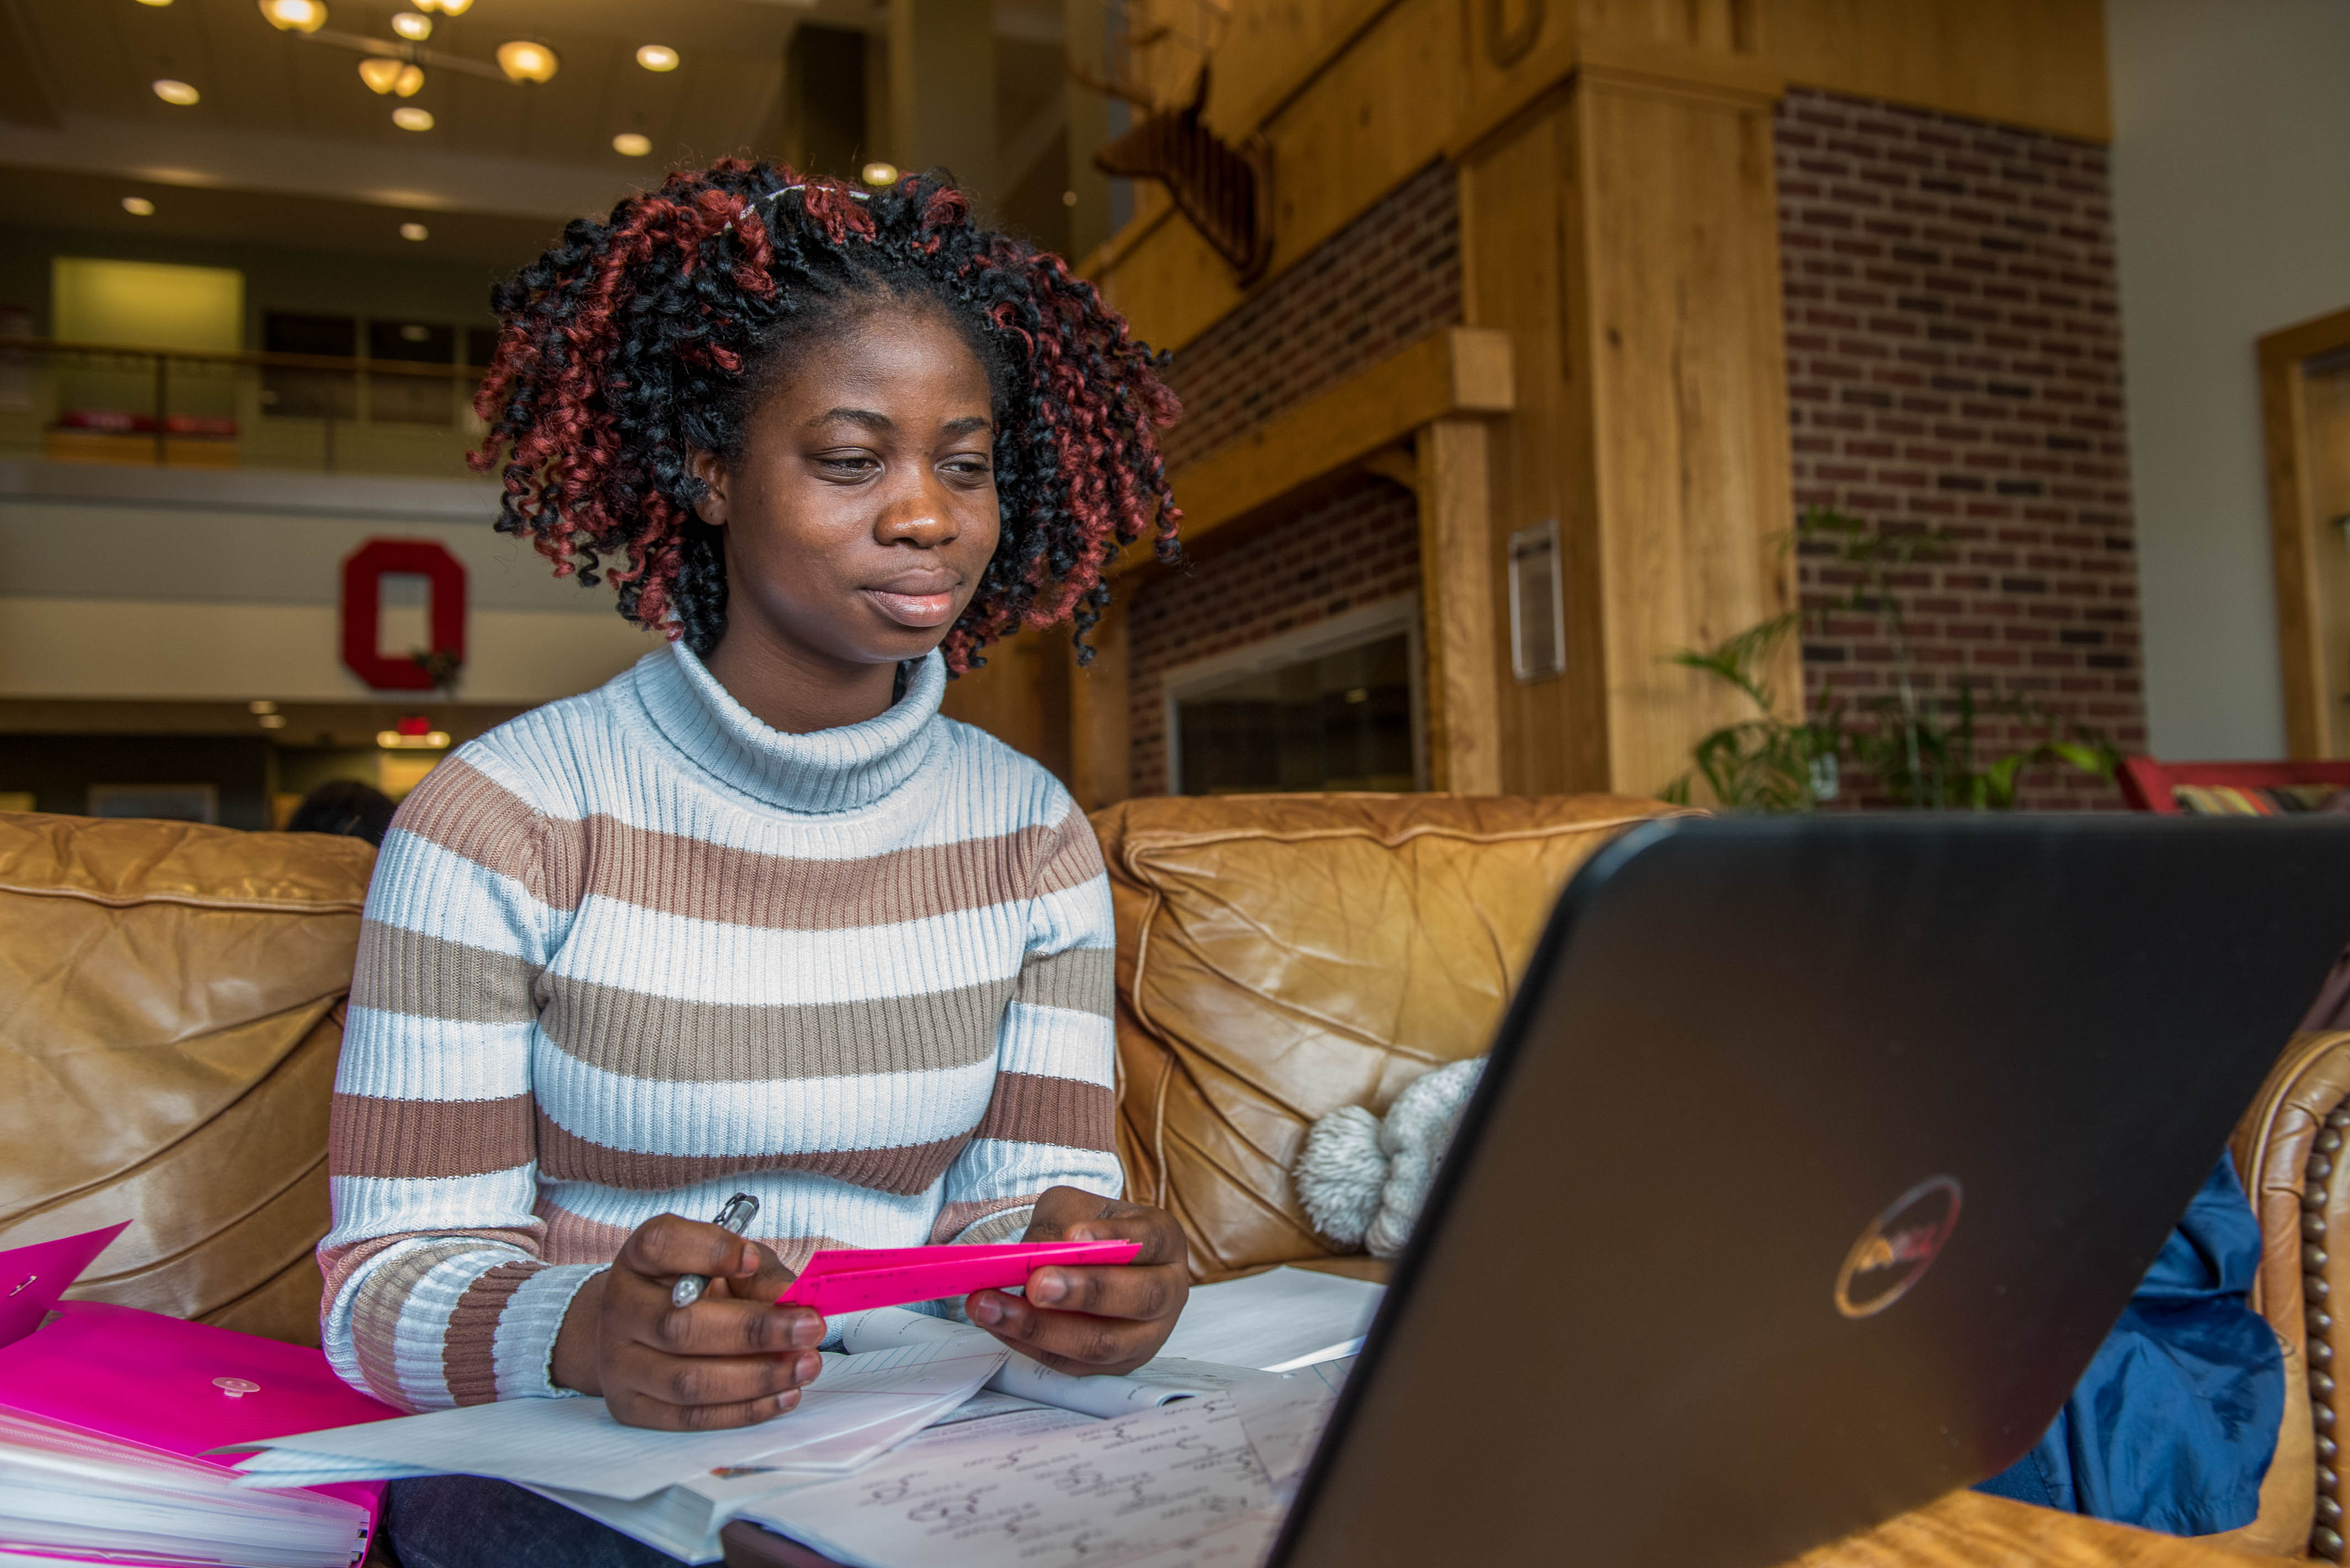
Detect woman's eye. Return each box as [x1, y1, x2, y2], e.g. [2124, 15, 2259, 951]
[817, 453, 877, 475]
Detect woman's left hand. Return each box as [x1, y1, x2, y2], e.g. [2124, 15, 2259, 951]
[966, 1185, 1189, 1376]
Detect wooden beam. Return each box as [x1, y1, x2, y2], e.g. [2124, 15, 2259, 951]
[1126, 326, 1513, 576]
[1416, 417, 1503, 793]
[2259, 306, 2350, 760]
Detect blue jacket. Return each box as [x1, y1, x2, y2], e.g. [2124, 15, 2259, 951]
[1976, 1157, 2284, 1535]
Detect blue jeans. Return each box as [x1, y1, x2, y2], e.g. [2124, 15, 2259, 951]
[384, 1475, 686, 1567]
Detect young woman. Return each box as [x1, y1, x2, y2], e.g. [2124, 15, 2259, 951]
[320, 161, 1186, 1565]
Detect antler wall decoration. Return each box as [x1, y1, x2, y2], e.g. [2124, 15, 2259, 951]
[1092, 67, 1272, 282]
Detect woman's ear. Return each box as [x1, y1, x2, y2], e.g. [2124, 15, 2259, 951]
[688, 450, 730, 527]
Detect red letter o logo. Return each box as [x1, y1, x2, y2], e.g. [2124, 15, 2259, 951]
[341, 538, 467, 691]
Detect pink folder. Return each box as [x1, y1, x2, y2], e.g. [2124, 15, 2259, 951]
[776, 1239, 1142, 1315]
[0, 1223, 399, 1516]
[0, 1221, 129, 1350]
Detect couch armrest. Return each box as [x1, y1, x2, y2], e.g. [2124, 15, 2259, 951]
[2229, 1029, 2350, 1557]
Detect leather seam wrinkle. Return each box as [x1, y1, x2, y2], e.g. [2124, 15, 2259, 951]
[193, 1240, 332, 1317]
[1160, 1124, 1327, 1241]
[67, 1154, 329, 1290]
[0, 998, 341, 1233]
[0, 881, 365, 914]
[1118, 809, 1684, 871]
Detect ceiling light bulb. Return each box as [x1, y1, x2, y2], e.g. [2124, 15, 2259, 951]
[414, 0, 470, 13]
[390, 10, 431, 39]
[358, 56, 403, 93]
[257, 0, 327, 33]
[399, 221, 429, 241]
[247, 700, 278, 715]
[135, 1, 173, 7]
[392, 105, 434, 131]
[495, 39, 558, 83]
[860, 162, 900, 188]
[394, 62, 425, 95]
[634, 44, 679, 72]
[611, 132, 651, 157]
[121, 195, 156, 215]
[151, 78, 200, 106]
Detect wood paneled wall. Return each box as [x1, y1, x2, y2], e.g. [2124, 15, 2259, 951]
[1015, 0, 2115, 802]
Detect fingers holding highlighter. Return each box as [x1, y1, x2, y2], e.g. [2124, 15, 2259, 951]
[551, 1195, 830, 1431]
[965, 1186, 1190, 1378]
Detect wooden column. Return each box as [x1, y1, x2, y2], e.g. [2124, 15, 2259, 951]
[1417, 418, 1504, 793]
[1460, 66, 1801, 798]
[1067, 594, 1132, 810]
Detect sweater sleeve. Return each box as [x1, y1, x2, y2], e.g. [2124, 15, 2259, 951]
[317, 755, 599, 1411]
[931, 802, 1124, 1247]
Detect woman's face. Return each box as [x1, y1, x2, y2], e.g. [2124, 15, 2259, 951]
[694, 304, 1001, 675]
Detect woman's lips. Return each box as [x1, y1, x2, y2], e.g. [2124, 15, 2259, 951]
[862, 587, 959, 628]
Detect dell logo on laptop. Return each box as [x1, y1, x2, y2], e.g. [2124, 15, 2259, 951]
[1835, 1176, 1963, 1318]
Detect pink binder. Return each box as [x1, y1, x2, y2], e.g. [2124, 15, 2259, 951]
[775, 1239, 1142, 1314]
[0, 1223, 398, 1516]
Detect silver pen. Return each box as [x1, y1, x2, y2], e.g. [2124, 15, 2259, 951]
[671, 1192, 760, 1309]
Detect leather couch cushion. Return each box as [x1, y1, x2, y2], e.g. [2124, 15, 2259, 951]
[0, 812, 373, 1345]
[1092, 793, 1685, 1280]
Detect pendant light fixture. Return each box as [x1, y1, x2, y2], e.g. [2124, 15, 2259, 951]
[390, 11, 432, 40]
[357, 57, 426, 96]
[494, 39, 559, 84]
[257, 0, 327, 31]
[412, 0, 472, 12]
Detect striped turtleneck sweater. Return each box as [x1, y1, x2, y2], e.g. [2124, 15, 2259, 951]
[317, 643, 1120, 1412]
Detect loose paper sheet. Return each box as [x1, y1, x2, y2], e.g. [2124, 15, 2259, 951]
[1152, 1268, 1382, 1371]
[229, 1339, 1006, 1501]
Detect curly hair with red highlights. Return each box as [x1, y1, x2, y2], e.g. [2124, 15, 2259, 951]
[470, 159, 1181, 671]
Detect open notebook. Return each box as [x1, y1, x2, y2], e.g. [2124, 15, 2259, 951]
[0, 1223, 397, 1568]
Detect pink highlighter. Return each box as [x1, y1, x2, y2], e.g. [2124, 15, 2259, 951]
[775, 1240, 1141, 1315]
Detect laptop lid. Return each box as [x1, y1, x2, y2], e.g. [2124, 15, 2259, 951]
[1274, 815, 2350, 1568]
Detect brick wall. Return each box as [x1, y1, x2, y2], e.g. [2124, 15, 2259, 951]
[1126, 475, 1421, 796]
[1776, 87, 2144, 808]
[1157, 160, 1461, 472]
[1124, 161, 1459, 796]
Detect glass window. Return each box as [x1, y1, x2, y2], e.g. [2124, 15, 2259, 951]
[1173, 628, 1419, 795]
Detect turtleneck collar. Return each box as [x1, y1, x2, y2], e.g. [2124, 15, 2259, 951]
[628, 642, 947, 815]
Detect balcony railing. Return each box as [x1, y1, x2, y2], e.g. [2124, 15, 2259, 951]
[0, 337, 496, 481]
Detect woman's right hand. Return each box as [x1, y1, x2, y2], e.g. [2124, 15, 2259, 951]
[549, 1212, 827, 1429]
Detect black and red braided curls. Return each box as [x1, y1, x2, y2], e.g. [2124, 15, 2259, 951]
[469, 159, 1182, 670]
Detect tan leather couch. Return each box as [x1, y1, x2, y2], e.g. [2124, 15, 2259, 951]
[0, 800, 2336, 1557]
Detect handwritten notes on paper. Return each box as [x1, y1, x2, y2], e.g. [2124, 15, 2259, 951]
[746, 1396, 1287, 1568]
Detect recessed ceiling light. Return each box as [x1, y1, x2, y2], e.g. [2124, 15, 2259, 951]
[392, 106, 434, 131]
[151, 78, 200, 106]
[257, 0, 327, 33]
[135, 0, 173, 7]
[247, 700, 278, 715]
[399, 221, 429, 241]
[390, 10, 432, 40]
[861, 162, 900, 187]
[257, 713, 288, 729]
[612, 132, 651, 157]
[494, 39, 558, 83]
[634, 44, 679, 72]
[121, 195, 156, 216]
[413, 0, 470, 13]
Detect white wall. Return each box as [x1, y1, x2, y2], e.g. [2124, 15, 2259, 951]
[0, 462, 657, 705]
[2108, 0, 2350, 757]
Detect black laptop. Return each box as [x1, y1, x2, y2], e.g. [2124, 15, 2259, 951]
[1275, 814, 2350, 1567]
[729, 814, 2350, 1568]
